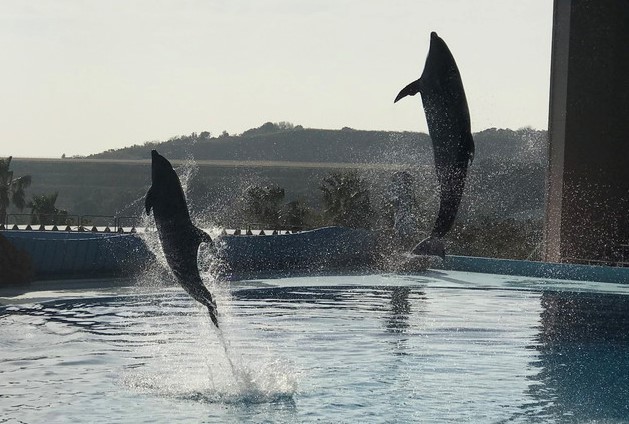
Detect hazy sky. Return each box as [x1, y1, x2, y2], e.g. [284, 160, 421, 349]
[1, 1, 553, 158]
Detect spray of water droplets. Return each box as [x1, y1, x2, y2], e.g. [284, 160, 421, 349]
[118, 156, 298, 404]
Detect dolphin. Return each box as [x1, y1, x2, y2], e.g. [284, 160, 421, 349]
[145, 150, 219, 327]
[394, 32, 475, 258]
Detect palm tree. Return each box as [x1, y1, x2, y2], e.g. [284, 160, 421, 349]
[28, 192, 68, 225]
[281, 200, 312, 230]
[319, 171, 373, 229]
[243, 185, 285, 227]
[0, 156, 32, 225]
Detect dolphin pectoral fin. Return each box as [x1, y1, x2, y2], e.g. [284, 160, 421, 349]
[394, 78, 423, 103]
[145, 187, 154, 215]
[465, 132, 475, 165]
[194, 227, 214, 247]
[411, 236, 446, 259]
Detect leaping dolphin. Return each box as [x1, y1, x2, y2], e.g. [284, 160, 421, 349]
[145, 150, 219, 327]
[394, 32, 475, 258]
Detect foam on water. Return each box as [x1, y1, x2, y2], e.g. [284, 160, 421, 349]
[120, 309, 298, 405]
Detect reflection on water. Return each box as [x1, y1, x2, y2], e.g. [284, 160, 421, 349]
[384, 287, 425, 360]
[1, 296, 158, 336]
[386, 287, 413, 334]
[529, 291, 629, 421]
[1, 274, 628, 423]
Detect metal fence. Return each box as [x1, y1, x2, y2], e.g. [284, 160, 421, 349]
[1, 214, 303, 236]
[2, 214, 141, 233]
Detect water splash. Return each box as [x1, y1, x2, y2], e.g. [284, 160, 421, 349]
[213, 327, 297, 404]
[121, 312, 298, 405]
[121, 156, 297, 404]
[177, 156, 199, 196]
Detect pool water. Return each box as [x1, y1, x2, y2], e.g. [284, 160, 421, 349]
[1, 271, 628, 423]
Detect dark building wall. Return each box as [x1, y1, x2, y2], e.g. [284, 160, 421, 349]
[545, 0, 629, 262]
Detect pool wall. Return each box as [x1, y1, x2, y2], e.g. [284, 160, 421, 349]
[215, 226, 377, 274]
[3, 228, 629, 284]
[1, 230, 152, 280]
[0, 227, 378, 281]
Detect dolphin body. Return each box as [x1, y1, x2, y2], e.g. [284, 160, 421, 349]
[394, 32, 475, 258]
[145, 150, 219, 327]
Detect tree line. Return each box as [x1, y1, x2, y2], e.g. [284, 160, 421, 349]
[237, 170, 542, 260]
[1, 157, 67, 226]
[3, 154, 543, 260]
[241, 170, 374, 230]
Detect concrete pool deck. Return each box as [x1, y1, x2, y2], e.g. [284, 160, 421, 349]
[0, 277, 137, 306]
[441, 255, 629, 285]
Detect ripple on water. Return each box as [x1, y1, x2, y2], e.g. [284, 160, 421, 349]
[1, 272, 629, 423]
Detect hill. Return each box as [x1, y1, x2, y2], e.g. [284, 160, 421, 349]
[7, 123, 548, 258]
[88, 122, 547, 166]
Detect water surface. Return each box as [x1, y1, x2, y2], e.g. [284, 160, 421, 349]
[1, 271, 628, 423]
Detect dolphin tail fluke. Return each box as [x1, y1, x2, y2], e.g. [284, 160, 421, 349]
[208, 304, 220, 328]
[394, 78, 423, 103]
[411, 236, 445, 259]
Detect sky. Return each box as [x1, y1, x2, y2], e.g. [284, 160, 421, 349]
[0, 1, 553, 158]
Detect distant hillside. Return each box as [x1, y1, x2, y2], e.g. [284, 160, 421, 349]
[84, 122, 548, 223]
[88, 122, 547, 165]
[7, 123, 548, 260]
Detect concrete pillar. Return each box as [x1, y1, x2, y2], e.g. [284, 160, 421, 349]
[544, 0, 629, 263]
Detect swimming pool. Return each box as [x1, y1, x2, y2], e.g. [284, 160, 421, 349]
[1, 270, 628, 423]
